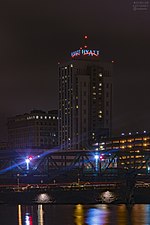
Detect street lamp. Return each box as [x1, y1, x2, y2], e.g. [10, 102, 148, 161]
[25, 156, 33, 171]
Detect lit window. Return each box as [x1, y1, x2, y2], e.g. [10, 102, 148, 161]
[53, 116, 55, 119]
[49, 116, 51, 119]
[36, 116, 39, 119]
[45, 116, 47, 119]
[99, 83, 102, 86]
[65, 67, 67, 69]
[121, 146, 125, 149]
[99, 73, 102, 77]
[70, 64, 73, 67]
[76, 105, 79, 109]
[40, 116, 43, 119]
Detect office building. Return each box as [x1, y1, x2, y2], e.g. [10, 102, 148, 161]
[7, 110, 58, 150]
[58, 40, 113, 150]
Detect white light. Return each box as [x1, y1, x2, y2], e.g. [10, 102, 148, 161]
[25, 159, 30, 164]
[144, 130, 146, 133]
[37, 193, 51, 203]
[129, 132, 131, 135]
[70, 64, 73, 67]
[121, 133, 125, 135]
[25, 214, 30, 225]
[94, 155, 99, 160]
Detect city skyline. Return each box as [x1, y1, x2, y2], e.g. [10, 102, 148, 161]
[0, 0, 150, 141]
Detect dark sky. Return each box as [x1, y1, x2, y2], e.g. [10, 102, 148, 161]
[0, 0, 150, 140]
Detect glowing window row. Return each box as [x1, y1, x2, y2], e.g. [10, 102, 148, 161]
[27, 116, 58, 120]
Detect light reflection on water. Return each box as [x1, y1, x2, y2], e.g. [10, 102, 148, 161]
[25, 213, 33, 225]
[85, 206, 109, 225]
[37, 205, 44, 225]
[0, 204, 150, 225]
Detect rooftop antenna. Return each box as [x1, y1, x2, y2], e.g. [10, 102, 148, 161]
[80, 35, 88, 50]
[84, 35, 88, 48]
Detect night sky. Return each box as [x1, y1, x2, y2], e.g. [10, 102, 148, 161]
[0, 0, 150, 141]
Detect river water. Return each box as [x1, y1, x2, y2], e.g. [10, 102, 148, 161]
[0, 204, 150, 225]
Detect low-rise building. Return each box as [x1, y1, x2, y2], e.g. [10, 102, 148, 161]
[94, 131, 150, 173]
[7, 110, 58, 150]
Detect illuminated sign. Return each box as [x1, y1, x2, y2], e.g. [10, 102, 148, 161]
[71, 49, 100, 58]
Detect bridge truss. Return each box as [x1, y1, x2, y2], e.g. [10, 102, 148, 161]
[0, 148, 150, 183]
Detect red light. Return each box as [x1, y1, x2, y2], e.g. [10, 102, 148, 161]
[28, 156, 33, 161]
[84, 35, 88, 39]
[29, 216, 33, 225]
[80, 47, 82, 50]
[112, 60, 115, 63]
[84, 45, 87, 48]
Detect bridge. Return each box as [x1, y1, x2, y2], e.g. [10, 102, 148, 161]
[0, 147, 149, 184]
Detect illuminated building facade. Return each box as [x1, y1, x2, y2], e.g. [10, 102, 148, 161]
[97, 131, 150, 173]
[7, 110, 58, 150]
[58, 39, 113, 150]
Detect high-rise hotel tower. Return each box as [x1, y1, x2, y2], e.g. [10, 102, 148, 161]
[58, 37, 113, 150]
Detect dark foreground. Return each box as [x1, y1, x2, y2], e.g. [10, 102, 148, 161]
[0, 182, 150, 204]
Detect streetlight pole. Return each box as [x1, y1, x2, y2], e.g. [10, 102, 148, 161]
[17, 173, 20, 191]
